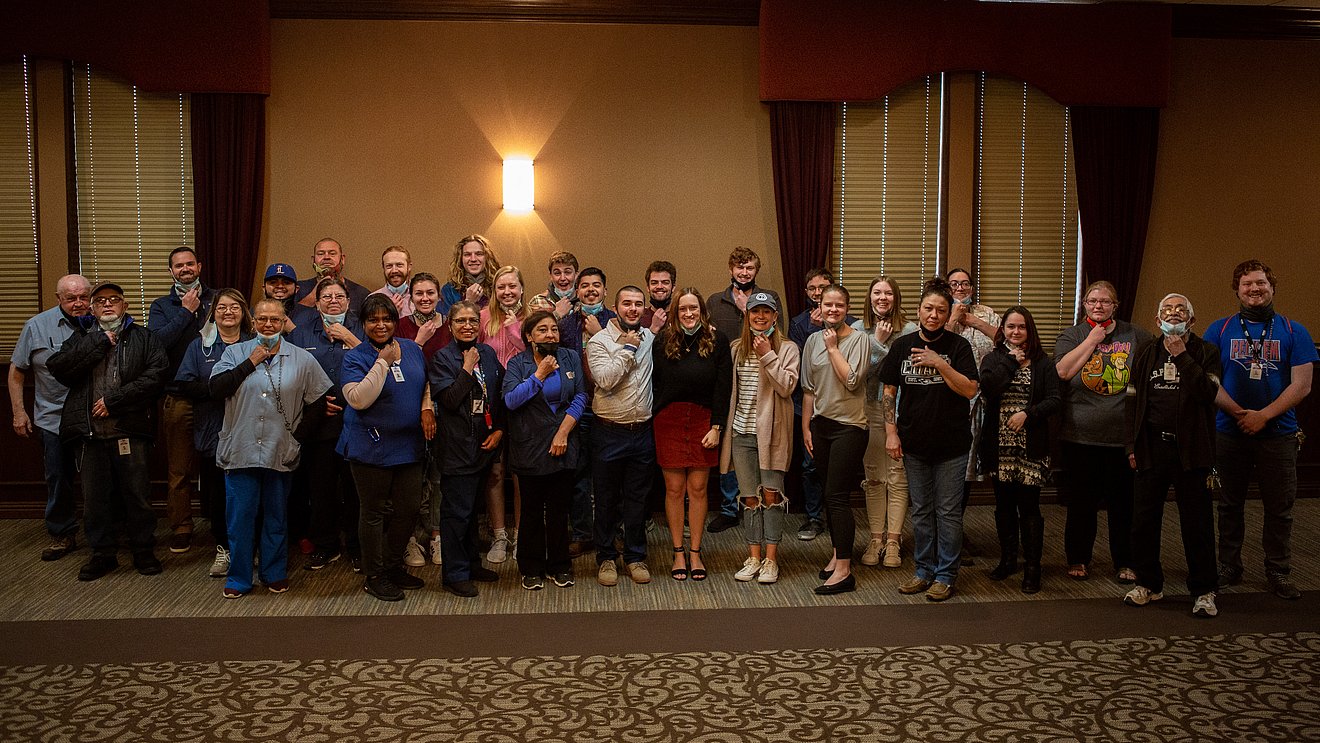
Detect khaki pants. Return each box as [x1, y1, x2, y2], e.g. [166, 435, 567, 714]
[162, 394, 197, 532]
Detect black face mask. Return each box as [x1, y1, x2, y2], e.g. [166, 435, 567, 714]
[733, 278, 755, 292]
[650, 296, 671, 310]
[919, 325, 947, 343]
[535, 341, 559, 357]
[1240, 302, 1275, 323]
[619, 320, 643, 334]
[454, 337, 477, 351]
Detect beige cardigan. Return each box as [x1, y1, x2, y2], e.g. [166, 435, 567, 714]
[719, 337, 801, 474]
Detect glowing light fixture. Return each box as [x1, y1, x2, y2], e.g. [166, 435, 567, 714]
[503, 158, 534, 211]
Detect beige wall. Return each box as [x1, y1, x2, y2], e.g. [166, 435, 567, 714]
[265, 20, 782, 305]
[1139, 38, 1320, 332]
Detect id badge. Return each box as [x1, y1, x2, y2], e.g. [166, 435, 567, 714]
[117, 438, 131, 456]
[1163, 362, 1177, 382]
[471, 398, 486, 415]
[1249, 363, 1263, 380]
[391, 365, 405, 383]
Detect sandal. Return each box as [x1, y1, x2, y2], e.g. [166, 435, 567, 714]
[671, 546, 688, 581]
[1116, 567, 1137, 584]
[1067, 563, 1089, 581]
[689, 548, 707, 581]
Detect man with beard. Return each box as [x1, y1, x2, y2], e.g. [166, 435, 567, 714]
[1207, 259, 1315, 600]
[706, 247, 781, 534]
[641, 260, 676, 334]
[262, 263, 313, 331]
[49, 282, 169, 581]
[148, 247, 217, 553]
[294, 237, 372, 314]
[369, 246, 415, 316]
[10, 274, 92, 560]
[586, 285, 656, 586]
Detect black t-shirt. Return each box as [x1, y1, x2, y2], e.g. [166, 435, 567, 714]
[878, 329, 979, 460]
[1144, 349, 1181, 434]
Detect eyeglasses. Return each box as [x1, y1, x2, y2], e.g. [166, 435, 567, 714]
[1085, 299, 1117, 307]
[92, 296, 124, 306]
[319, 294, 348, 302]
[215, 305, 244, 314]
[949, 280, 973, 289]
[1159, 306, 1190, 317]
[253, 316, 284, 325]
[451, 317, 480, 325]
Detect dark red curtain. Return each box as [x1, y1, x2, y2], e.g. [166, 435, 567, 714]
[1071, 106, 1161, 323]
[191, 93, 266, 298]
[770, 102, 836, 319]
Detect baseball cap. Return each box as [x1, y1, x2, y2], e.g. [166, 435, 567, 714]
[264, 263, 297, 282]
[91, 282, 124, 297]
[746, 292, 778, 313]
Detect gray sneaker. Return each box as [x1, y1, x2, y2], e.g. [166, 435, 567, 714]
[208, 546, 231, 578]
[1123, 585, 1164, 607]
[1268, 572, 1302, 600]
[1192, 592, 1219, 618]
[797, 519, 825, 541]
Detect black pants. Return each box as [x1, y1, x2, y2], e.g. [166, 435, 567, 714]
[79, 438, 156, 556]
[810, 417, 868, 560]
[518, 471, 573, 577]
[1132, 439, 1216, 596]
[200, 454, 228, 549]
[440, 468, 491, 583]
[352, 461, 424, 579]
[1061, 441, 1133, 569]
[304, 438, 359, 555]
[993, 480, 1042, 554]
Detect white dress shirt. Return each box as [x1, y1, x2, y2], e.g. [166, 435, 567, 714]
[587, 320, 654, 424]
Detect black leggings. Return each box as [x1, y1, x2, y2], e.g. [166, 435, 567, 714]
[810, 416, 869, 560]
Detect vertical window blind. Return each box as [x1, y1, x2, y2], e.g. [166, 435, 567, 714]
[0, 58, 40, 361]
[831, 75, 944, 317]
[974, 74, 1080, 349]
[71, 64, 192, 325]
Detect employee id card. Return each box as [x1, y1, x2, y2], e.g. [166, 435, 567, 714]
[471, 398, 486, 415]
[391, 364, 405, 383]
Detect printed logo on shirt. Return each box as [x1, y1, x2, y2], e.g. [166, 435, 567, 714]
[1228, 338, 1281, 374]
[1080, 341, 1132, 396]
[899, 355, 951, 386]
[1147, 367, 1180, 392]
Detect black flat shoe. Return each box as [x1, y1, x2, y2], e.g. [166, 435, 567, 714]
[689, 548, 707, 581]
[671, 546, 688, 581]
[814, 574, 856, 595]
[819, 568, 834, 581]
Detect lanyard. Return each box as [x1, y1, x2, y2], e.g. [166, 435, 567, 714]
[472, 359, 494, 428]
[1237, 313, 1273, 362]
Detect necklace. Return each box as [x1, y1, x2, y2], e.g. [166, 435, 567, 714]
[260, 355, 294, 434]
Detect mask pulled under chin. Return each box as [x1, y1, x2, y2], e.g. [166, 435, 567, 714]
[552, 285, 575, 300]
[651, 296, 671, 310]
[682, 322, 703, 336]
[732, 279, 755, 292]
[257, 332, 281, 349]
[386, 282, 409, 295]
[955, 297, 974, 306]
[313, 264, 337, 278]
[98, 316, 124, 333]
[174, 280, 201, 296]
[455, 338, 477, 351]
[322, 313, 347, 326]
[919, 325, 946, 342]
[1239, 302, 1275, 323]
[619, 321, 643, 334]
[535, 341, 559, 357]
[580, 302, 604, 316]
[1159, 320, 1188, 337]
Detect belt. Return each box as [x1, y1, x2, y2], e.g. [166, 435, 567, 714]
[596, 417, 651, 432]
[1157, 431, 1177, 442]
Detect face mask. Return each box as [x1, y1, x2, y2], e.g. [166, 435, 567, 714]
[455, 338, 477, 351]
[413, 310, 437, 324]
[1240, 302, 1275, 323]
[682, 322, 702, 336]
[1159, 320, 1188, 337]
[386, 282, 408, 295]
[257, 332, 281, 349]
[174, 279, 200, 296]
[920, 325, 946, 342]
[98, 315, 124, 333]
[502, 300, 523, 314]
[552, 285, 574, 300]
[313, 263, 337, 278]
[322, 312, 347, 326]
[467, 272, 486, 284]
[651, 296, 671, 310]
[955, 296, 973, 305]
[200, 321, 218, 348]
[806, 298, 820, 310]
[580, 302, 604, 316]
[733, 278, 755, 292]
[535, 341, 559, 357]
[619, 319, 643, 334]
[758, 327, 776, 338]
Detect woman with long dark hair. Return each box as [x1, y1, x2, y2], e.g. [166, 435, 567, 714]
[878, 277, 980, 602]
[977, 306, 1060, 594]
[652, 288, 732, 581]
[801, 284, 870, 595]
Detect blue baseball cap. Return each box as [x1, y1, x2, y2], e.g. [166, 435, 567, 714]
[264, 263, 297, 282]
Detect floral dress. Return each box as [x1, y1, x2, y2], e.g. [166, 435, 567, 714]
[997, 364, 1049, 486]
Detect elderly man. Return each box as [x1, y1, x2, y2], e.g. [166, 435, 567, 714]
[1123, 293, 1222, 618]
[1206, 259, 1315, 600]
[49, 281, 169, 581]
[10, 274, 92, 560]
[369, 246, 415, 316]
[294, 237, 372, 313]
[148, 246, 217, 553]
[209, 298, 332, 598]
[587, 285, 656, 586]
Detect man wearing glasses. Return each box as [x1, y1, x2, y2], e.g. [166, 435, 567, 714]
[49, 282, 169, 581]
[10, 274, 92, 561]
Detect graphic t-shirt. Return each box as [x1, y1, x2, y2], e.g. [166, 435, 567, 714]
[877, 329, 978, 461]
[1206, 312, 1317, 437]
[1054, 320, 1152, 446]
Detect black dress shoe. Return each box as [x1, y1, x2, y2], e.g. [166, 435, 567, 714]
[443, 580, 479, 598]
[365, 575, 404, 601]
[814, 574, 856, 595]
[389, 568, 425, 590]
[133, 552, 163, 576]
[818, 568, 834, 581]
[78, 554, 119, 581]
[471, 566, 499, 582]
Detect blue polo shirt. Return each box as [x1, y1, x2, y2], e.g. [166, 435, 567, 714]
[212, 340, 331, 472]
[12, 306, 80, 435]
[336, 341, 427, 467]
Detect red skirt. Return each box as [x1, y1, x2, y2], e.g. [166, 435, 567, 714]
[654, 401, 719, 469]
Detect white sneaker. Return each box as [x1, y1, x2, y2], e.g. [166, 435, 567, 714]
[208, 546, 230, 578]
[1123, 585, 1164, 607]
[429, 535, 442, 565]
[487, 530, 510, 564]
[734, 556, 761, 582]
[882, 540, 902, 568]
[861, 538, 884, 566]
[1192, 592, 1219, 618]
[757, 558, 779, 584]
[404, 537, 426, 567]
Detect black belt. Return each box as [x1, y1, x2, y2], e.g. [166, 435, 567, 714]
[596, 417, 651, 432]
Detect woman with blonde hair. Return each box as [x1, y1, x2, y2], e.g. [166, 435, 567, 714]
[651, 288, 732, 581]
[478, 264, 529, 564]
[852, 276, 918, 569]
[721, 291, 799, 584]
[438, 234, 501, 317]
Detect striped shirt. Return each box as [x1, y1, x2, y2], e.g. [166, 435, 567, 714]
[731, 356, 760, 435]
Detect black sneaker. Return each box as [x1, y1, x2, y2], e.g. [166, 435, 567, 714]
[41, 535, 78, 561]
[388, 568, 424, 590]
[349, 553, 363, 573]
[442, 580, 479, 598]
[77, 554, 118, 581]
[707, 513, 739, 534]
[471, 566, 499, 582]
[168, 532, 192, 553]
[1217, 562, 1243, 590]
[304, 550, 341, 571]
[522, 575, 545, 591]
[552, 572, 575, 588]
[796, 519, 825, 541]
[1268, 572, 1302, 601]
[365, 575, 404, 602]
[133, 552, 163, 576]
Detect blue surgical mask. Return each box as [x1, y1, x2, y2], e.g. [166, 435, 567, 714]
[1159, 320, 1188, 337]
[682, 322, 702, 336]
[257, 332, 281, 349]
[758, 327, 776, 338]
[322, 312, 347, 326]
[580, 302, 604, 315]
[955, 296, 974, 306]
[200, 321, 218, 348]
[98, 316, 124, 333]
[386, 282, 408, 295]
[552, 286, 574, 300]
[174, 279, 201, 296]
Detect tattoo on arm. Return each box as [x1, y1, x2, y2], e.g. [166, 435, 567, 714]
[882, 390, 897, 424]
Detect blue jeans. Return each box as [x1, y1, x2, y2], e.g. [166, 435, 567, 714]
[718, 471, 739, 518]
[592, 421, 654, 565]
[42, 428, 78, 538]
[225, 468, 291, 593]
[1216, 432, 1300, 575]
[570, 415, 595, 542]
[79, 438, 156, 556]
[905, 452, 969, 585]
[440, 470, 490, 583]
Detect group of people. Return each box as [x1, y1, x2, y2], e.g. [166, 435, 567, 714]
[10, 238, 1312, 614]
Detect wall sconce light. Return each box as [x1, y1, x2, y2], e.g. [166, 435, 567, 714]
[503, 158, 534, 212]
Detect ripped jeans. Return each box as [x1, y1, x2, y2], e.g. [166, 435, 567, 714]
[730, 432, 787, 546]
